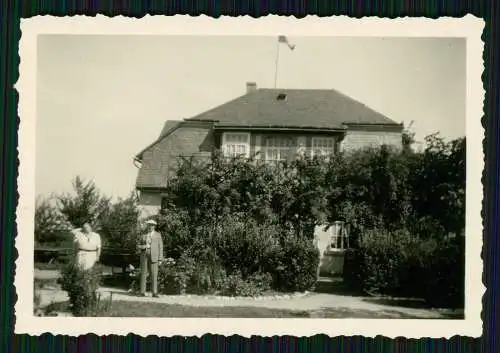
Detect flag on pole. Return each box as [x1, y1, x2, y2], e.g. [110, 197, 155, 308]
[278, 35, 296, 50]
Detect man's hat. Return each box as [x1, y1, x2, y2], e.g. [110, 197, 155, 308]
[145, 219, 157, 225]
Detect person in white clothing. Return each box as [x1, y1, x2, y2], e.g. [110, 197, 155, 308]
[72, 222, 102, 270]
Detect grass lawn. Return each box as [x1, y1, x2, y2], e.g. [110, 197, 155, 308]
[34, 262, 63, 271]
[45, 300, 310, 318]
[107, 301, 311, 317]
[43, 300, 464, 319]
[309, 307, 464, 319]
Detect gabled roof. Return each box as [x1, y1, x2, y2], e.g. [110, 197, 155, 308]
[158, 120, 181, 140]
[135, 120, 182, 161]
[135, 121, 214, 189]
[185, 88, 400, 129]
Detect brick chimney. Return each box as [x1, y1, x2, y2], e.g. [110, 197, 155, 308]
[246, 82, 257, 94]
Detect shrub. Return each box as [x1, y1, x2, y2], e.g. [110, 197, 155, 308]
[185, 257, 228, 295]
[210, 216, 281, 277]
[422, 238, 465, 308]
[343, 228, 464, 308]
[342, 249, 364, 294]
[150, 217, 320, 295]
[58, 262, 104, 316]
[346, 228, 436, 297]
[273, 235, 320, 292]
[220, 271, 273, 297]
[155, 258, 182, 294]
[157, 208, 192, 259]
[135, 252, 226, 296]
[154, 254, 274, 297]
[165, 252, 197, 294]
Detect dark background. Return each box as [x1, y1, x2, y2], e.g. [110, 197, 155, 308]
[1, 0, 497, 352]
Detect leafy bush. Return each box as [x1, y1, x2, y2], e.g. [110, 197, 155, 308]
[139, 214, 319, 296]
[342, 249, 364, 294]
[210, 216, 282, 277]
[343, 228, 464, 308]
[354, 228, 435, 297]
[58, 262, 104, 316]
[156, 208, 192, 259]
[273, 235, 320, 292]
[163, 151, 327, 239]
[162, 135, 464, 244]
[408, 134, 465, 238]
[422, 238, 465, 308]
[220, 271, 273, 297]
[164, 252, 198, 294]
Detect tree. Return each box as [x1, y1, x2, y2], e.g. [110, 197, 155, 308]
[57, 176, 110, 229]
[34, 195, 72, 245]
[402, 121, 416, 153]
[409, 134, 465, 237]
[99, 192, 141, 250]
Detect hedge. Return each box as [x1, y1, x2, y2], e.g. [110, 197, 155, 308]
[343, 228, 464, 308]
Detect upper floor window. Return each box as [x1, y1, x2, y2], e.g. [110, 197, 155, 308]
[311, 137, 335, 158]
[222, 132, 250, 159]
[265, 136, 296, 162]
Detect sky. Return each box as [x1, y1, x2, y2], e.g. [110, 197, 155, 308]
[36, 35, 466, 199]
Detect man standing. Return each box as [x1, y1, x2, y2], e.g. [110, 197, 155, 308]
[137, 219, 164, 297]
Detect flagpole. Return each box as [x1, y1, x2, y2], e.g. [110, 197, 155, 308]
[274, 38, 280, 88]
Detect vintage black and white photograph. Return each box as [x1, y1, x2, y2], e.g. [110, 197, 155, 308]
[16, 16, 484, 337]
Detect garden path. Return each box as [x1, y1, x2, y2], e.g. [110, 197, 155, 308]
[35, 270, 459, 319]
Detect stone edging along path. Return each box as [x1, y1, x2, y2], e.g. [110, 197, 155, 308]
[37, 286, 314, 308]
[122, 289, 312, 301]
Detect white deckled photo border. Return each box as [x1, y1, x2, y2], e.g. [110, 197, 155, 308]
[15, 14, 485, 338]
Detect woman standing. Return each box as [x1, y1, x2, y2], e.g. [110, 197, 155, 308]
[72, 222, 102, 270]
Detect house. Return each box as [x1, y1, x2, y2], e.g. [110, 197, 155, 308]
[134, 82, 404, 218]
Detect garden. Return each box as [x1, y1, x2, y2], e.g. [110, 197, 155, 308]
[34, 132, 466, 316]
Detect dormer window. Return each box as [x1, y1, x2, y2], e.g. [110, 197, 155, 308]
[276, 93, 287, 101]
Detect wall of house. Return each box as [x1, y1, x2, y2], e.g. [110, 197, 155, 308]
[138, 191, 162, 219]
[340, 130, 403, 152]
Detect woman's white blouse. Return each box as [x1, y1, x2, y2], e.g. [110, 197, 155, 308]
[72, 229, 101, 270]
[73, 230, 101, 251]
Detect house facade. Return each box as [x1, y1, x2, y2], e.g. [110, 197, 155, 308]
[134, 82, 403, 218]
